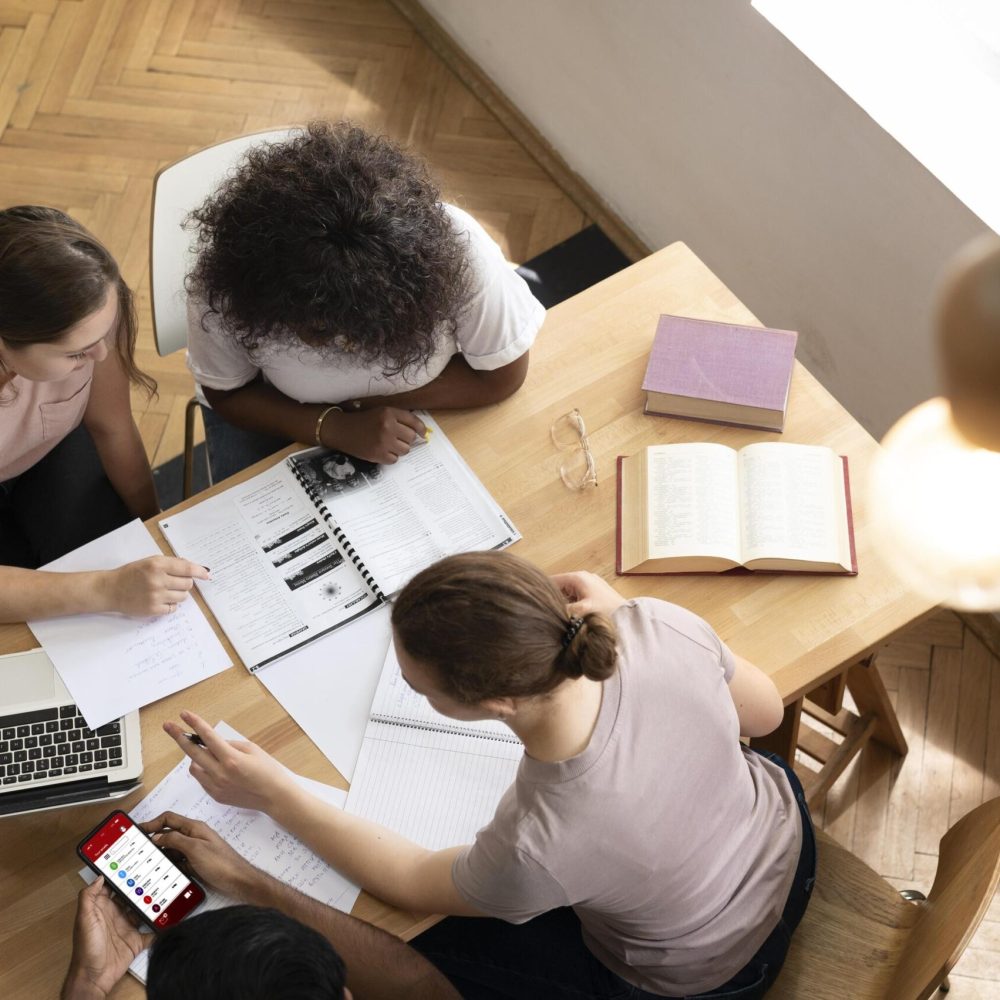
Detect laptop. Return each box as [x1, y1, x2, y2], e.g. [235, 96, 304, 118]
[0, 648, 142, 817]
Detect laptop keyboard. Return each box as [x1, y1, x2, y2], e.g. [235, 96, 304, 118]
[0, 704, 124, 786]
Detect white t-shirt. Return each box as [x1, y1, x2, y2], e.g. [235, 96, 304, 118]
[186, 204, 545, 403]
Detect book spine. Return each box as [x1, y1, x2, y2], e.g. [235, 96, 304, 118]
[370, 713, 522, 746]
[288, 459, 388, 604]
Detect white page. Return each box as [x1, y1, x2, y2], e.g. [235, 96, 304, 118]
[646, 444, 742, 561]
[256, 604, 393, 782]
[288, 413, 520, 596]
[738, 443, 842, 564]
[159, 464, 382, 671]
[345, 645, 522, 850]
[80, 722, 360, 984]
[28, 520, 231, 730]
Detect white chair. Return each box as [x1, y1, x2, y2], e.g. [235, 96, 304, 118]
[149, 127, 297, 497]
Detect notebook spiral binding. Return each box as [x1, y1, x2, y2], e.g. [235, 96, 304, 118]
[289, 459, 388, 604]
[370, 714, 522, 746]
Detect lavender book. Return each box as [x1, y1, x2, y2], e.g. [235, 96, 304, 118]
[642, 315, 798, 431]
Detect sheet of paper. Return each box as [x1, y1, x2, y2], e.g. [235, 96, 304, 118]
[80, 722, 360, 983]
[28, 520, 231, 730]
[256, 604, 393, 782]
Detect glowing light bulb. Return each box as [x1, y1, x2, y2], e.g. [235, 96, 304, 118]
[870, 397, 1000, 610]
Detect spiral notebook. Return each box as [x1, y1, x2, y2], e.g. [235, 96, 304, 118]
[345, 643, 522, 850]
[159, 414, 519, 672]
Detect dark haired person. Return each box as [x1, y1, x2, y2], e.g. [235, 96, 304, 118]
[61, 812, 458, 1000]
[163, 553, 816, 1000]
[0, 207, 208, 622]
[186, 121, 544, 480]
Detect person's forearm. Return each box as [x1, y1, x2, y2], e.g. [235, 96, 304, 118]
[60, 970, 108, 1000]
[0, 566, 117, 623]
[268, 784, 439, 911]
[88, 421, 158, 519]
[359, 353, 528, 411]
[237, 869, 459, 1000]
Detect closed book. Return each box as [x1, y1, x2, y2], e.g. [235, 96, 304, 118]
[642, 315, 798, 431]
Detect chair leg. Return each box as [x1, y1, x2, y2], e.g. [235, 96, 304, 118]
[899, 890, 950, 993]
[183, 397, 201, 499]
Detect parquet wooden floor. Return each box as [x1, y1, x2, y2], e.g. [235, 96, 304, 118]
[805, 611, 1000, 998]
[4, 2, 1000, 996]
[0, 0, 588, 468]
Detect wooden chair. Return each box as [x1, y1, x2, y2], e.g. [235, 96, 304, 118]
[769, 797, 1000, 998]
[149, 126, 296, 497]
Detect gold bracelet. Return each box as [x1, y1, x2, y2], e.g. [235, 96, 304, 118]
[315, 404, 343, 446]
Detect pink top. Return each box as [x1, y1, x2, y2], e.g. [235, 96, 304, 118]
[0, 363, 94, 481]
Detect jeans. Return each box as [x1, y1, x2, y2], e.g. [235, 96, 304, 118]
[201, 405, 292, 483]
[412, 752, 816, 1000]
[0, 424, 132, 567]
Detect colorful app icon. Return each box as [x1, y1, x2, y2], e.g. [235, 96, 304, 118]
[152, 904, 161, 913]
[126, 878, 135, 886]
[109, 862, 117, 870]
[117, 871, 126, 879]
[134, 887, 143, 895]
[144, 896, 152, 904]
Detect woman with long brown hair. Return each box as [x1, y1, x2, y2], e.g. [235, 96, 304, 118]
[165, 551, 815, 999]
[0, 207, 208, 621]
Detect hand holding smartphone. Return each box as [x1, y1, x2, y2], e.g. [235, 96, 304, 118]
[77, 809, 205, 931]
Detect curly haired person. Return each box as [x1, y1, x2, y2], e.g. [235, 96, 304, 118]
[185, 122, 545, 478]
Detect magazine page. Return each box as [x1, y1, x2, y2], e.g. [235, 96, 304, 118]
[288, 413, 519, 596]
[159, 463, 382, 671]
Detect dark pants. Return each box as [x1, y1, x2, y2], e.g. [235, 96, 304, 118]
[0, 424, 132, 568]
[413, 752, 816, 1000]
[201, 405, 291, 483]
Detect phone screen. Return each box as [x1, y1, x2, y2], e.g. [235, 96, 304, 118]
[78, 810, 205, 930]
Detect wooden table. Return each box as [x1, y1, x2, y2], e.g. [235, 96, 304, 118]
[0, 242, 936, 998]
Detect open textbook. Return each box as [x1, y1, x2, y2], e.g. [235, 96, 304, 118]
[345, 644, 523, 850]
[159, 414, 519, 671]
[79, 722, 360, 984]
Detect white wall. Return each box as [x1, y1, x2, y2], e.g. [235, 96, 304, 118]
[421, 0, 996, 438]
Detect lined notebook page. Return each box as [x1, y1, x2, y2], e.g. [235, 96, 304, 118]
[345, 645, 522, 849]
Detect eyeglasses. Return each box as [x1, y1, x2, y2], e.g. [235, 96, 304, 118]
[550, 408, 598, 490]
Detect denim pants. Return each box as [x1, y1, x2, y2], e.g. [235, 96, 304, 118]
[0, 424, 132, 568]
[412, 752, 816, 1000]
[201, 405, 291, 483]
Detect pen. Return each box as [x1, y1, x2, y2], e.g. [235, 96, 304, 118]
[182, 731, 206, 748]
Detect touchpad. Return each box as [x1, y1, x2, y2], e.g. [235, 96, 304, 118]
[0, 649, 60, 706]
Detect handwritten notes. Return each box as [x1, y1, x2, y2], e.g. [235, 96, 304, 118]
[81, 722, 360, 983]
[28, 520, 230, 729]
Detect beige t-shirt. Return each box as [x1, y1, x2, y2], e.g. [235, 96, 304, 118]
[452, 598, 803, 996]
[0, 364, 94, 482]
[186, 204, 545, 403]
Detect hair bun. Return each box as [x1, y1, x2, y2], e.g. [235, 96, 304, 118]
[560, 612, 617, 682]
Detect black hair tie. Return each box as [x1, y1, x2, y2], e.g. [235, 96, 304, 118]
[562, 616, 584, 649]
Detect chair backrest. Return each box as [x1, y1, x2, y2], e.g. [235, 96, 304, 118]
[888, 796, 1000, 999]
[149, 126, 298, 357]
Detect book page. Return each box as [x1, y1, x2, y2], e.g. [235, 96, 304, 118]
[738, 443, 845, 565]
[80, 722, 360, 984]
[159, 465, 381, 671]
[28, 520, 231, 730]
[646, 444, 742, 561]
[288, 414, 519, 596]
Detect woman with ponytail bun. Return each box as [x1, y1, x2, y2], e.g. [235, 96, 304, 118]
[177, 549, 814, 999]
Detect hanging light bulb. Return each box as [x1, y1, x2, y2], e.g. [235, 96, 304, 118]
[869, 235, 1000, 611]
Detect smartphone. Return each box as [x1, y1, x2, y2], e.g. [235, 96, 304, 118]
[77, 809, 206, 931]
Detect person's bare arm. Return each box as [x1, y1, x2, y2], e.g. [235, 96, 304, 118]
[203, 352, 527, 464]
[0, 559, 210, 623]
[726, 654, 785, 738]
[83, 350, 158, 519]
[358, 352, 529, 410]
[143, 812, 461, 1000]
